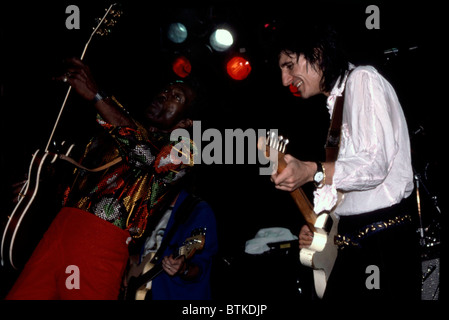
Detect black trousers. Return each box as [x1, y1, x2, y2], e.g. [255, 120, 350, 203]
[323, 198, 422, 301]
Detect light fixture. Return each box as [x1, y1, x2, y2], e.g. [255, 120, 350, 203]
[209, 28, 234, 52]
[167, 22, 188, 44]
[172, 55, 192, 78]
[226, 56, 251, 80]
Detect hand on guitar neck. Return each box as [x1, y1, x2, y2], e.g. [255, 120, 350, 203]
[270, 154, 316, 191]
[162, 254, 200, 279]
[271, 154, 336, 193]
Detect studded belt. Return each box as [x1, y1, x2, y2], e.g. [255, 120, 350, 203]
[335, 214, 412, 249]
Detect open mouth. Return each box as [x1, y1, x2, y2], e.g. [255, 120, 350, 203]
[289, 79, 303, 97]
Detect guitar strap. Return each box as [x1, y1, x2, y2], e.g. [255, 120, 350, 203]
[325, 69, 353, 162]
[149, 193, 201, 265]
[59, 154, 122, 172]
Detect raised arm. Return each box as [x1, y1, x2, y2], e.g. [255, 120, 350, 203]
[57, 57, 135, 128]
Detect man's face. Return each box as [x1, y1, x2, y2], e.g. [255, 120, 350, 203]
[279, 51, 323, 99]
[144, 83, 194, 132]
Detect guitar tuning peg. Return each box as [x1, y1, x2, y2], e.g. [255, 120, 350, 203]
[281, 138, 289, 153]
[270, 131, 276, 148]
[265, 131, 270, 146]
[278, 136, 284, 152]
[110, 9, 123, 18]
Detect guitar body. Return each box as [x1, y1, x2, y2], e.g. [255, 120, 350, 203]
[1, 145, 74, 269]
[135, 256, 156, 300]
[299, 210, 339, 299]
[125, 252, 158, 300]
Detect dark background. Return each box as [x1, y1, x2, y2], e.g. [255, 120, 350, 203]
[0, 0, 446, 306]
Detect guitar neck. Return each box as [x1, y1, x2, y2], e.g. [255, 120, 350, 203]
[277, 153, 318, 232]
[45, 3, 119, 152]
[290, 189, 317, 232]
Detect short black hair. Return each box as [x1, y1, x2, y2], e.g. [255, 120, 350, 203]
[170, 76, 207, 122]
[276, 23, 349, 92]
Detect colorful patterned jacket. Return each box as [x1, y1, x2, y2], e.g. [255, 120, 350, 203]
[63, 97, 196, 238]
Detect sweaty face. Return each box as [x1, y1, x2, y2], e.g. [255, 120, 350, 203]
[144, 83, 193, 131]
[279, 51, 324, 99]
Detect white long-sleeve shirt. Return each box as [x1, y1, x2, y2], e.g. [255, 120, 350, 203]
[313, 65, 414, 216]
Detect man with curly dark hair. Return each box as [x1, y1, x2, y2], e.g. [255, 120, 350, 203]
[272, 24, 421, 300]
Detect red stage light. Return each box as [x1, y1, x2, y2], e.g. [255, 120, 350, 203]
[172, 56, 192, 78]
[226, 56, 251, 80]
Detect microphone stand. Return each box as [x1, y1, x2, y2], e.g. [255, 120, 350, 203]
[413, 170, 442, 251]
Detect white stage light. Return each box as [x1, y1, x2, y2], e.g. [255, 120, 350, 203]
[209, 28, 233, 52]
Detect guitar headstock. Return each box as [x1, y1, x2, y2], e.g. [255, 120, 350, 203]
[80, 4, 123, 60]
[178, 228, 206, 259]
[92, 3, 123, 37]
[265, 131, 289, 154]
[257, 131, 289, 170]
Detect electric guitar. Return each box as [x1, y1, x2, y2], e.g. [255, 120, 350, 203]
[1, 4, 122, 270]
[125, 228, 206, 300]
[259, 131, 342, 298]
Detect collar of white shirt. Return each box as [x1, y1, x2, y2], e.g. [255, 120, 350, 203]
[326, 63, 356, 117]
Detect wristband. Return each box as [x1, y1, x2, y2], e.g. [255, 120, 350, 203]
[92, 90, 108, 103]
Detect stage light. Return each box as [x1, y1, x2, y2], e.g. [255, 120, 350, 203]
[209, 28, 234, 52]
[172, 56, 192, 78]
[226, 56, 251, 80]
[167, 22, 188, 44]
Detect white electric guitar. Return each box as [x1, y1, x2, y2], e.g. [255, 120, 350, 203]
[259, 131, 343, 298]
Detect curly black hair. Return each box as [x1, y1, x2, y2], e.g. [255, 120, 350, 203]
[275, 23, 349, 93]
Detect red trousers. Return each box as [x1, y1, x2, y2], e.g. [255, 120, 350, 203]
[6, 207, 130, 300]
